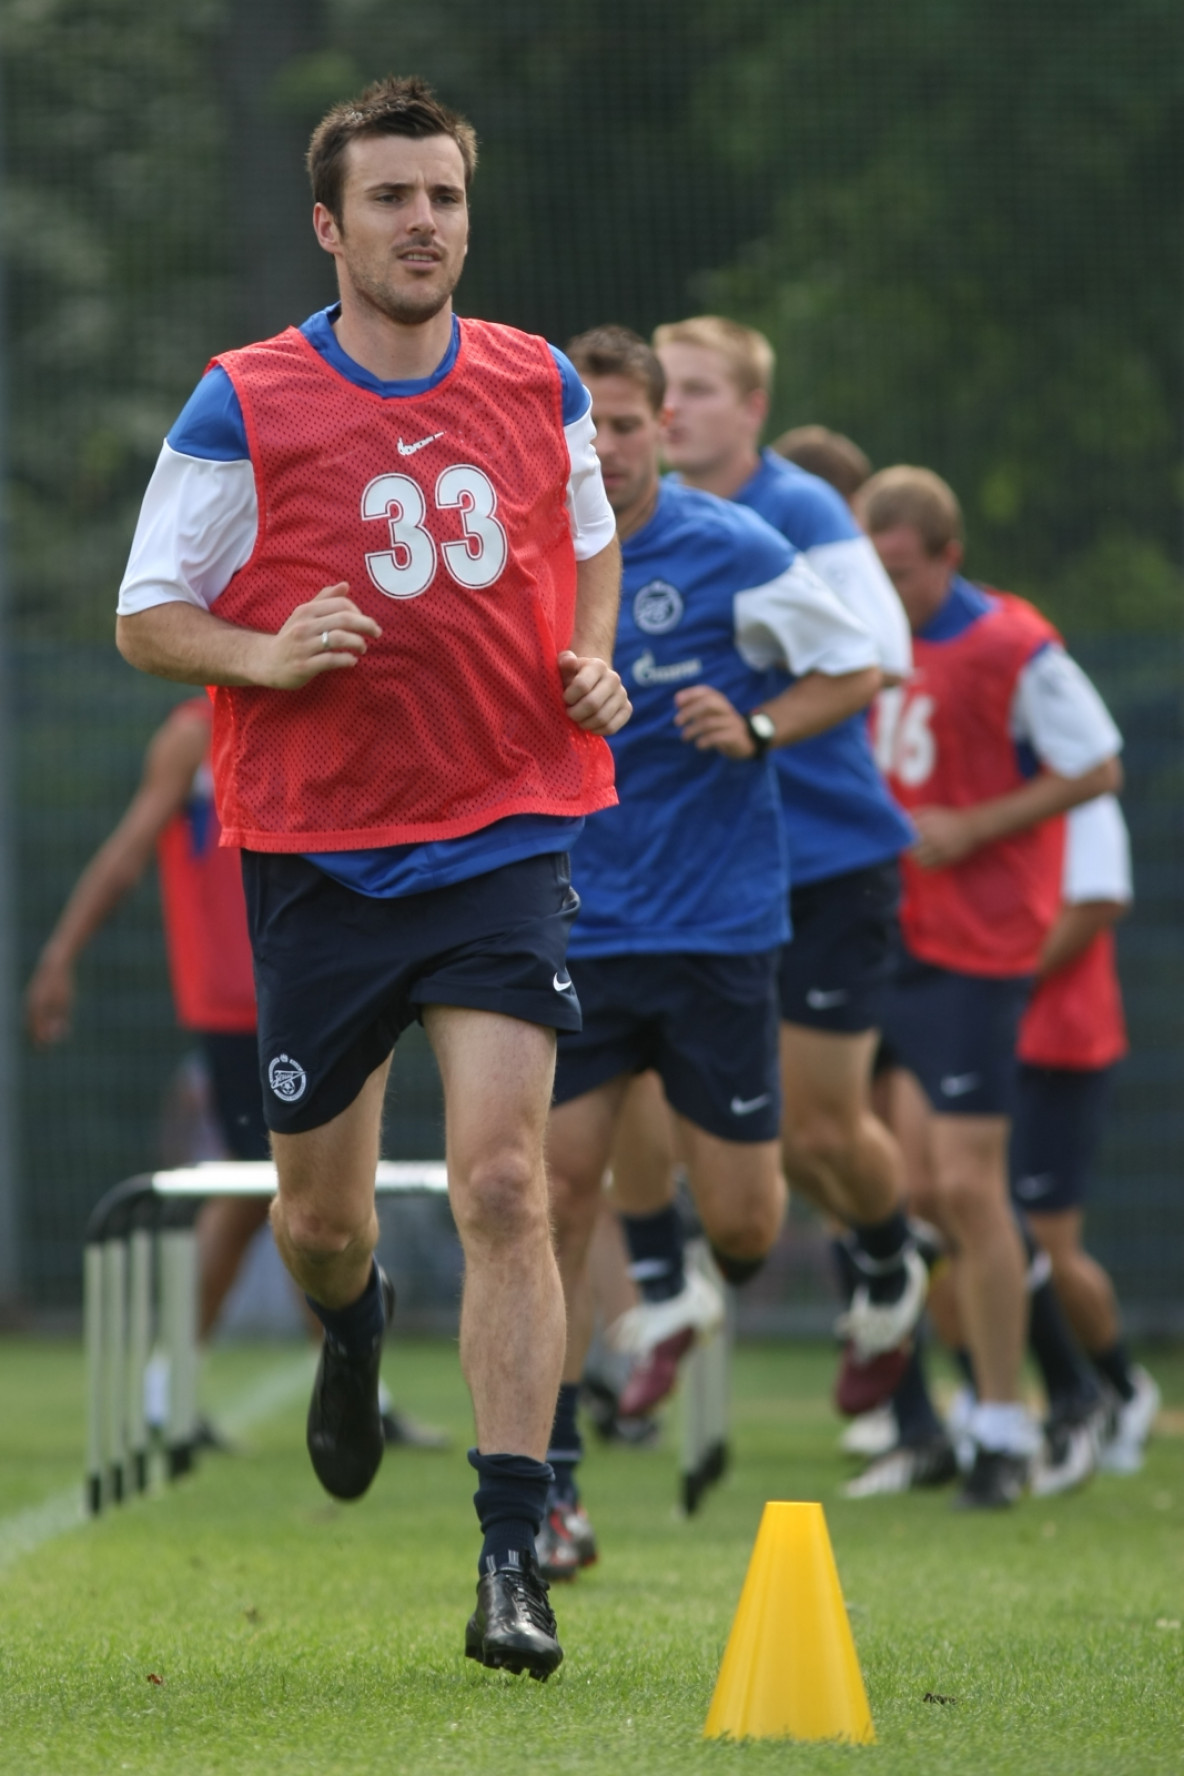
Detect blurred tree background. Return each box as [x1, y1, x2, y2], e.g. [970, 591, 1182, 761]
[2, 0, 1181, 1316]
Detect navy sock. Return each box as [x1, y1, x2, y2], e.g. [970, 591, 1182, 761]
[1092, 1340, 1136, 1403]
[546, 1382, 583, 1502]
[851, 1210, 911, 1305]
[891, 1338, 943, 1445]
[830, 1236, 861, 1306]
[469, 1449, 553, 1574]
[305, 1261, 384, 1355]
[621, 1204, 686, 1303]
[953, 1347, 977, 1390]
[709, 1245, 766, 1288]
[1017, 1217, 1099, 1415]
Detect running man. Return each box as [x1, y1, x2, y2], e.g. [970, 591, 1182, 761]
[115, 76, 630, 1678]
[861, 464, 1123, 1506]
[618, 317, 925, 1410]
[25, 696, 445, 1451]
[541, 326, 881, 1575]
[1012, 794, 1159, 1469]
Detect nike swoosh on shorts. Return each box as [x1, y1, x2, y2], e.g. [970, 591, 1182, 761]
[940, 1073, 981, 1097]
[730, 1093, 772, 1116]
[806, 987, 850, 1010]
[553, 972, 576, 993]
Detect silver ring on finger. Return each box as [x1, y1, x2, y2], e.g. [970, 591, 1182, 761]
[320, 629, 331, 651]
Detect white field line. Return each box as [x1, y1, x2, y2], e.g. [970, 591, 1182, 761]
[0, 1350, 315, 1578]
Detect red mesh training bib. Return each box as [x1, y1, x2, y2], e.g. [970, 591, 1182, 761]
[873, 591, 1066, 977]
[209, 319, 616, 850]
[1018, 929, 1127, 1069]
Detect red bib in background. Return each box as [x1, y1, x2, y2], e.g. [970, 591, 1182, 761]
[874, 590, 1065, 978]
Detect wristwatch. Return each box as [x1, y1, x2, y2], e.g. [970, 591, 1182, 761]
[744, 710, 776, 758]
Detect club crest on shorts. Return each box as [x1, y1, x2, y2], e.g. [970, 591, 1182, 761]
[268, 1053, 307, 1102]
[633, 579, 684, 635]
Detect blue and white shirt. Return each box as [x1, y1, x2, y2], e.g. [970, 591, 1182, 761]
[733, 450, 915, 886]
[118, 306, 617, 897]
[568, 480, 878, 957]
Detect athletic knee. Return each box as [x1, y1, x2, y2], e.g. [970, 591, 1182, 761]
[274, 1196, 374, 1264]
[454, 1148, 548, 1246]
[936, 1169, 1011, 1242]
[782, 1110, 858, 1187]
[703, 1190, 784, 1265]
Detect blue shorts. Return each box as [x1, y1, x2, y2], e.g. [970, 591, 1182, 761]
[779, 859, 901, 1034]
[881, 955, 1033, 1118]
[200, 1031, 270, 1160]
[1010, 1064, 1115, 1213]
[243, 850, 581, 1135]
[553, 950, 782, 1142]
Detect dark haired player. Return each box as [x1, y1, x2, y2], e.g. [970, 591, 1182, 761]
[540, 326, 882, 1575]
[116, 75, 630, 1678]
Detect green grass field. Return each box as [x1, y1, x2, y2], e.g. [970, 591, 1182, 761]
[0, 1337, 1181, 1775]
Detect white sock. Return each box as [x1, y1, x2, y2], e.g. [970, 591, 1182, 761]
[970, 1401, 1037, 1456]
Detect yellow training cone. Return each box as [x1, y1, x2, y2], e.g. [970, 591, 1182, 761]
[704, 1501, 875, 1744]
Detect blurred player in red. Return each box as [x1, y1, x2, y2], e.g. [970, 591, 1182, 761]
[25, 696, 445, 1449]
[1012, 795, 1159, 1470]
[861, 465, 1123, 1507]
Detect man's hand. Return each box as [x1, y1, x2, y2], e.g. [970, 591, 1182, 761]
[258, 584, 382, 690]
[673, 685, 754, 758]
[911, 805, 982, 869]
[25, 954, 74, 1047]
[558, 651, 632, 736]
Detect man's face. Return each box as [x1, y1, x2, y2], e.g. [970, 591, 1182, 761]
[657, 342, 765, 475]
[315, 132, 469, 326]
[585, 374, 663, 520]
[866, 524, 961, 632]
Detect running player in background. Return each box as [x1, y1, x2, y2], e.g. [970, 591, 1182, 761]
[542, 325, 882, 1578]
[619, 317, 925, 1416]
[1012, 794, 1159, 1470]
[24, 697, 445, 1450]
[114, 76, 630, 1678]
[772, 425, 872, 507]
[861, 465, 1123, 1507]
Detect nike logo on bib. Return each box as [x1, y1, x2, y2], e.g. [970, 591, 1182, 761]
[730, 1093, 771, 1116]
[553, 972, 576, 994]
[806, 987, 850, 1010]
[397, 432, 445, 456]
[940, 1072, 981, 1097]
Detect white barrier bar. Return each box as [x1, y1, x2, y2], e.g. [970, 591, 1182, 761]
[126, 1227, 152, 1494]
[150, 1160, 450, 1198]
[83, 1244, 105, 1515]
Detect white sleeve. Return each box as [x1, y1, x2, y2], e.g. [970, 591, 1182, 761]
[1009, 645, 1122, 776]
[563, 406, 617, 561]
[733, 555, 880, 677]
[117, 443, 258, 615]
[1063, 796, 1133, 904]
[804, 536, 912, 678]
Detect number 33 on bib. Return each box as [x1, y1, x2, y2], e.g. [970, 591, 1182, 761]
[205, 319, 617, 852]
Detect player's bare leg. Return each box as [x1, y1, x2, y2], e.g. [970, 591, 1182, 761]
[543, 1078, 631, 1576]
[779, 1026, 899, 1224]
[196, 1196, 272, 1339]
[781, 1027, 927, 1410]
[426, 1006, 567, 1460]
[1025, 1208, 1118, 1352]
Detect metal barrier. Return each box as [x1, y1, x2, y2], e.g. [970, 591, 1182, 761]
[83, 1160, 730, 1518]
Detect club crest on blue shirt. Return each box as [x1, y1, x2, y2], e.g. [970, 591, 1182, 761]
[632, 580, 684, 635]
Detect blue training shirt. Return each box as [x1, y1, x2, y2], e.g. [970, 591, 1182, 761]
[734, 451, 913, 886]
[166, 306, 589, 897]
[568, 481, 792, 958]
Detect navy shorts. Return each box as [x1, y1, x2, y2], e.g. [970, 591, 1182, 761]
[1011, 1064, 1115, 1213]
[553, 950, 782, 1143]
[200, 1030, 271, 1160]
[242, 850, 581, 1135]
[881, 955, 1033, 1118]
[779, 859, 902, 1033]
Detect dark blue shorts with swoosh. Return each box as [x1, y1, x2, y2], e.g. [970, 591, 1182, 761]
[552, 950, 781, 1142]
[1010, 1063, 1115, 1212]
[778, 858, 902, 1034]
[880, 953, 1033, 1118]
[242, 850, 582, 1135]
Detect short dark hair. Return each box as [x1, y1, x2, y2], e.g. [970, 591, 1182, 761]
[307, 75, 478, 224]
[565, 325, 666, 412]
[772, 425, 872, 501]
